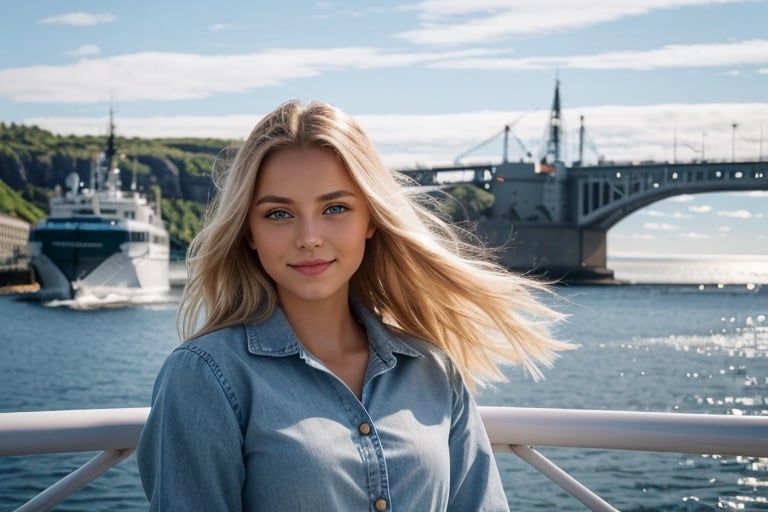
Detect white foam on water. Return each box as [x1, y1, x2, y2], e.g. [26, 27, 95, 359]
[44, 289, 179, 310]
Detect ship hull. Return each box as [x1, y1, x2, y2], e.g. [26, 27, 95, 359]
[29, 217, 170, 300]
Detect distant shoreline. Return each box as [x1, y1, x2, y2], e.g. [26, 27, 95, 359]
[4, 255, 767, 295]
[608, 253, 768, 262]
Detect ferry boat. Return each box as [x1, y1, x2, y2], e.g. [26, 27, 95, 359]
[27, 113, 170, 300]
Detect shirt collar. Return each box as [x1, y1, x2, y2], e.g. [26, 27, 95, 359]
[245, 298, 423, 361]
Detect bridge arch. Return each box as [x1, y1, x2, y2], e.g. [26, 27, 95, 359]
[572, 161, 768, 230]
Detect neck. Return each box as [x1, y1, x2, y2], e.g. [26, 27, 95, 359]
[280, 294, 366, 358]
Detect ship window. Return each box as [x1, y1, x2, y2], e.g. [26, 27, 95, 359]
[76, 209, 94, 214]
[125, 211, 135, 219]
[129, 231, 149, 242]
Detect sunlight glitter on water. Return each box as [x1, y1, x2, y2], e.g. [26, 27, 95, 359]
[609, 254, 768, 285]
[640, 314, 768, 357]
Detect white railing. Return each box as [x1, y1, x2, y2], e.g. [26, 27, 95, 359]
[1, 407, 767, 512]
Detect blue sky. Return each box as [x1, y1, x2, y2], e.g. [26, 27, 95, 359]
[1, 0, 767, 257]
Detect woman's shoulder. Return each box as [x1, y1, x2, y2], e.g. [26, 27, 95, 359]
[168, 325, 250, 365]
[386, 328, 470, 403]
[184, 324, 248, 348]
[395, 330, 445, 356]
[385, 326, 457, 372]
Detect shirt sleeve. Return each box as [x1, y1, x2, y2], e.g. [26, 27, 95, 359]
[137, 346, 245, 511]
[447, 362, 511, 512]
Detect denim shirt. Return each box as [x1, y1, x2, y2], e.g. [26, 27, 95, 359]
[137, 300, 509, 511]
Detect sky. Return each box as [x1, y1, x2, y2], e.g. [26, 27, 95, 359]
[1, 0, 767, 257]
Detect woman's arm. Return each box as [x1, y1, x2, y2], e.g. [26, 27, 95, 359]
[447, 363, 511, 512]
[137, 346, 245, 511]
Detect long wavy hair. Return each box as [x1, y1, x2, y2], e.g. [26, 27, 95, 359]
[179, 100, 572, 389]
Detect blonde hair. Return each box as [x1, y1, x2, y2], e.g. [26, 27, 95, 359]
[179, 100, 572, 389]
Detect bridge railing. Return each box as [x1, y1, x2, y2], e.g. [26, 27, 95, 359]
[1, 407, 767, 512]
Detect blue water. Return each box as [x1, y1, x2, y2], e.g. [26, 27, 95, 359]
[1, 260, 767, 510]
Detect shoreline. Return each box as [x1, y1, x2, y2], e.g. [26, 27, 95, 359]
[3, 256, 767, 296]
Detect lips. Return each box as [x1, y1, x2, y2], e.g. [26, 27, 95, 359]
[289, 259, 333, 276]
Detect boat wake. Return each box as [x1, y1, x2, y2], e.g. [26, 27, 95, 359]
[43, 290, 179, 310]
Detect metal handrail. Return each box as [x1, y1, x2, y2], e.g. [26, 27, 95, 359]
[482, 407, 768, 511]
[1, 407, 767, 511]
[481, 406, 768, 456]
[0, 407, 148, 456]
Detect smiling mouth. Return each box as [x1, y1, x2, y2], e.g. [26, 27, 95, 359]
[289, 260, 334, 276]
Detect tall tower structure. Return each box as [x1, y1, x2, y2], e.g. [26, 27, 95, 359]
[542, 79, 563, 165]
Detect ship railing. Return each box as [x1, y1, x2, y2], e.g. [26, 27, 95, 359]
[1, 407, 767, 512]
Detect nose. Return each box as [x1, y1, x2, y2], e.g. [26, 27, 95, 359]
[296, 219, 323, 249]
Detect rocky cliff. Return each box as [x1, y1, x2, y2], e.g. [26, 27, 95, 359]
[0, 122, 227, 205]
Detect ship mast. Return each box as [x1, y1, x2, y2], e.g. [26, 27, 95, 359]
[103, 107, 121, 196]
[105, 107, 117, 173]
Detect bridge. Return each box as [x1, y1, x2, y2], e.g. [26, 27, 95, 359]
[398, 82, 768, 282]
[399, 159, 768, 282]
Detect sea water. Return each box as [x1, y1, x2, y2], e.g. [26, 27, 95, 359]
[1, 257, 767, 511]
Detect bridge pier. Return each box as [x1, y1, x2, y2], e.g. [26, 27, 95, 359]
[478, 219, 616, 284]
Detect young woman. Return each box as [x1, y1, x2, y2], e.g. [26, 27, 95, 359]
[137, 100, 572, 511]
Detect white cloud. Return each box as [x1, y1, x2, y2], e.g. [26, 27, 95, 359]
[209, 23, 264, 31]
[37, 12, 116, 26]
[643, 222, 678, 231]
[717, 226, 732, 232]
[67, 45, 102, 57]
[429, 40, 768, 71]
[609, 233, 655, 242]
[642, 210, 693, 218]
[679, 232, 712, 239]
[689, 205, 712, 213]
[717, 209, 753, 218]
[399, 0, 747, 45]
[21, 101, 768, 168]
[0, 47, 503, 103]
[670, 195, 695, 202]
[1, 39, 764, 108]
[21, 114, 260, 142]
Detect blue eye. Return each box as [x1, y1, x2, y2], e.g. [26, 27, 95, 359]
[266, 209, 292, 220]
[325, 204, 348, 215]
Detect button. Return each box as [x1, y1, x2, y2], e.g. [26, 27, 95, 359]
[374, 498, 388, 511]
[358, 422, 371, 436]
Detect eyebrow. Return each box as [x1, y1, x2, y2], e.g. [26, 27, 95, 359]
[254, 190, 358, 206]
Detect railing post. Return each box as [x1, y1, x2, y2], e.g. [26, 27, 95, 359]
[15, 449, 136, 512]
[507, 445, 619, 512]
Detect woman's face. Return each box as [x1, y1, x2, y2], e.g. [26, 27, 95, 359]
[247, 146, 375, 309]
